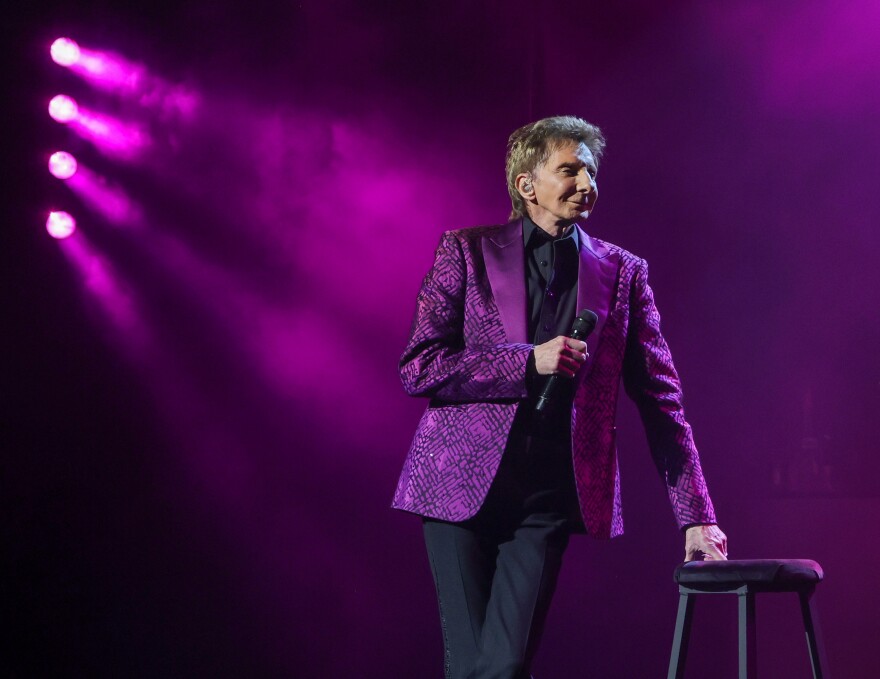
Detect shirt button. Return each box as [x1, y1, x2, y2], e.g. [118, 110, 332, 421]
[543, 324, 552, 332]
[540, 260, 548, 267]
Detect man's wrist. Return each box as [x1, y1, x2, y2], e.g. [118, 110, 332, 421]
[526, 349, 538, 377]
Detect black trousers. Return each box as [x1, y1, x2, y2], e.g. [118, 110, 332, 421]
[423, 424, 581, 679]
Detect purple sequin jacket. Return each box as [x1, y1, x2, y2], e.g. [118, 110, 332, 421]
[393, 220, 716, 538]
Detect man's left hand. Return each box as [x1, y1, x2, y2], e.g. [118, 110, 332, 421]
[684, 524, 728, 562]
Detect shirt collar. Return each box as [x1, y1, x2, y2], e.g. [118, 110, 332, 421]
[522, 215, 580, 249]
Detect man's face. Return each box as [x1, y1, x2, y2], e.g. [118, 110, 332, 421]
[527, 141, 598, 227]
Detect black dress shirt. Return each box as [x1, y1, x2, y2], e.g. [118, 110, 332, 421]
[523, 216, 580, 345]
[522, 216, 580, 440]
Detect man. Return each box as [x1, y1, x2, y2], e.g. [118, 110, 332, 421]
[393, 116, 727, 679]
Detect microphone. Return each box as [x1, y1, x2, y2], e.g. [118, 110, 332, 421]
[535, 309, 598, 413]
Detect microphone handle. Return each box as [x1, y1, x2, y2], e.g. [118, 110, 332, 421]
[535, 381, 557, 413]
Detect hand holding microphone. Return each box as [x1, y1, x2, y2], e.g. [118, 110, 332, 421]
[534, 309, 598, 413]
[533, 337, 588, 377]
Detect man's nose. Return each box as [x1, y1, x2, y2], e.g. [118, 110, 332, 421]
[577, 170, 595, 193]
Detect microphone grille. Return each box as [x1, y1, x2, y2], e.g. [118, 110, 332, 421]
[571, 309, 598, 339]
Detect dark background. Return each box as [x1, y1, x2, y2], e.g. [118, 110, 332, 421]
[3, 1, 879, 676]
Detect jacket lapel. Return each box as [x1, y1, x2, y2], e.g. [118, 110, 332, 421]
[483, 219, 527, 344]
[575, 225, 619, 385]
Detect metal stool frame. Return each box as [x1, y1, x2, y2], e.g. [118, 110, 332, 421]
[667, 580, 828, 679]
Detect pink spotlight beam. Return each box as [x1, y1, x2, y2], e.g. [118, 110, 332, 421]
[46, 211, 77, 239]
[47, 96, 148, 160]
[71, 111, 151, 160]
[50, 37, 81, 67]
[48, 151, 78, 179]
[59, 234, 148, 354]
[74, 49, 144, 93]
[66, 166, 144, 227]
[58, 43, 199, 120]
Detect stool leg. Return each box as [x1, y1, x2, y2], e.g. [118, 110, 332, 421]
[667, 592, 694, 679]
[799, 589, 829, 679]
[738, 592, 756, 679]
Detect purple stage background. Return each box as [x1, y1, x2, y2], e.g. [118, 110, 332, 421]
[3, 1, 880, 676]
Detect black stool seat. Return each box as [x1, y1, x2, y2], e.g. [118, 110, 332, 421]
[668, 559, 829, 679]
[675, 558, 823, 591]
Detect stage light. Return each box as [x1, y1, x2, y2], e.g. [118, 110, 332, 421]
[49, 94, 78, 122]
[48, 151, 78, 179]
[46, 211, 77, 239]
[50, 38, 81, 67]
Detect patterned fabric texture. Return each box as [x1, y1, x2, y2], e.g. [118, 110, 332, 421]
[393, 221, 716, 538]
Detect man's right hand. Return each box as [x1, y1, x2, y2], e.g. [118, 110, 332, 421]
[533, 336, 588, 377]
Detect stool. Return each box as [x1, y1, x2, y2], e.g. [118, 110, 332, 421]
[667, 559, 828, 679]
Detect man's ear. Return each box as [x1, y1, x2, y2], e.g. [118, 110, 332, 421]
[515, 173, 534, 200]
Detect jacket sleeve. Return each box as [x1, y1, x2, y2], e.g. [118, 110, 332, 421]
[622, 258, 717, 528]
[399, 231, 533, 402]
